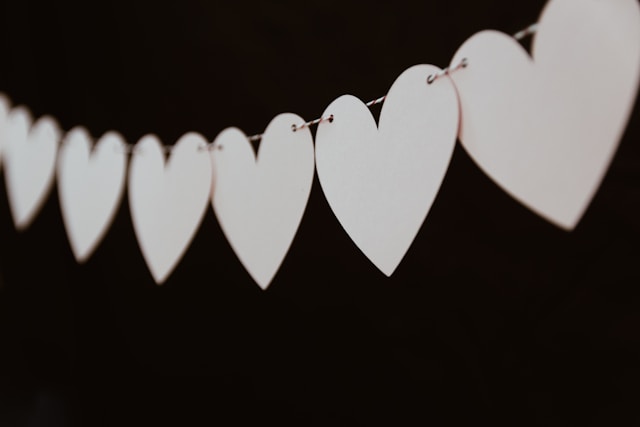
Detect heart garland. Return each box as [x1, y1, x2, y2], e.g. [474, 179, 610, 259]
[0, 0, 638, 288]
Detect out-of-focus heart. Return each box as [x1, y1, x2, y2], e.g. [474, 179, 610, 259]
[58, 127, 128, 262]
[0, 93, 11, 167]
[3, 107, 61, 230]
[450, 0, 640, 229]
[129, 133, 212, 284]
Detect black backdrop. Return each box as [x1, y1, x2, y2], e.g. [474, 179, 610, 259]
[1, 0, 639, 425]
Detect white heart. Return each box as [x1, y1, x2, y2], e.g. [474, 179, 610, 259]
[57, 127, 127, 262]
[450, 0, 640, 230]
[129, 133, 212, 284]
[0, 93, 11, 166]
[211, 113, 315, 290]
[315, 65, 459, 276]
[3, 107, 61, 230]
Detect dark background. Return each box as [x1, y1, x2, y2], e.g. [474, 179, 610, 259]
[1, 0, 639, 425]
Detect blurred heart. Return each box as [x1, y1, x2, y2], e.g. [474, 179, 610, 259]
[450, 0, 640, 229]
[57, 127, 127, 262]
[3, 107, 61, 230]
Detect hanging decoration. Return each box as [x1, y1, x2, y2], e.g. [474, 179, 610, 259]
[3, 108, 60, 230]
[57, 128, 128, 263]
[211, 113, 315, 290]
[128, 133, 212, 285]
[0, 0, 638, 289]
[315, 64, 459, 276]
[450, 0, 640, 230]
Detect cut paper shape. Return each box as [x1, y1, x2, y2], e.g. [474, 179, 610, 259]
[0, 94, 11, 166]
[450, 0, 640, 230]
[211, 113, 315, 290]
[57, 127, 127, 262]
[315, 65, 459, 276]
[129, 133, 212, 284]
[3, 107, 61, 230]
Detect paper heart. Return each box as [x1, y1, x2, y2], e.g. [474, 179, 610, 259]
[0, 94, 11, 166]
[211, 113, 315, 290]
[57, 127, 127, 262]
[129, 133, 212, 284]
[450, 0, 640, 230]
[315, 65, 459, 276]
[3, 107, 61, 230]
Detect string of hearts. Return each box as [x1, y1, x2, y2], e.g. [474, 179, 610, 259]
[0, 0, 638, 290]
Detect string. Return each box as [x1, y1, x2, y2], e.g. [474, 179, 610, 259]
[240, 22, 538, 145]
[513, 23, 539, 41]
[3, 23, 539, 154]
